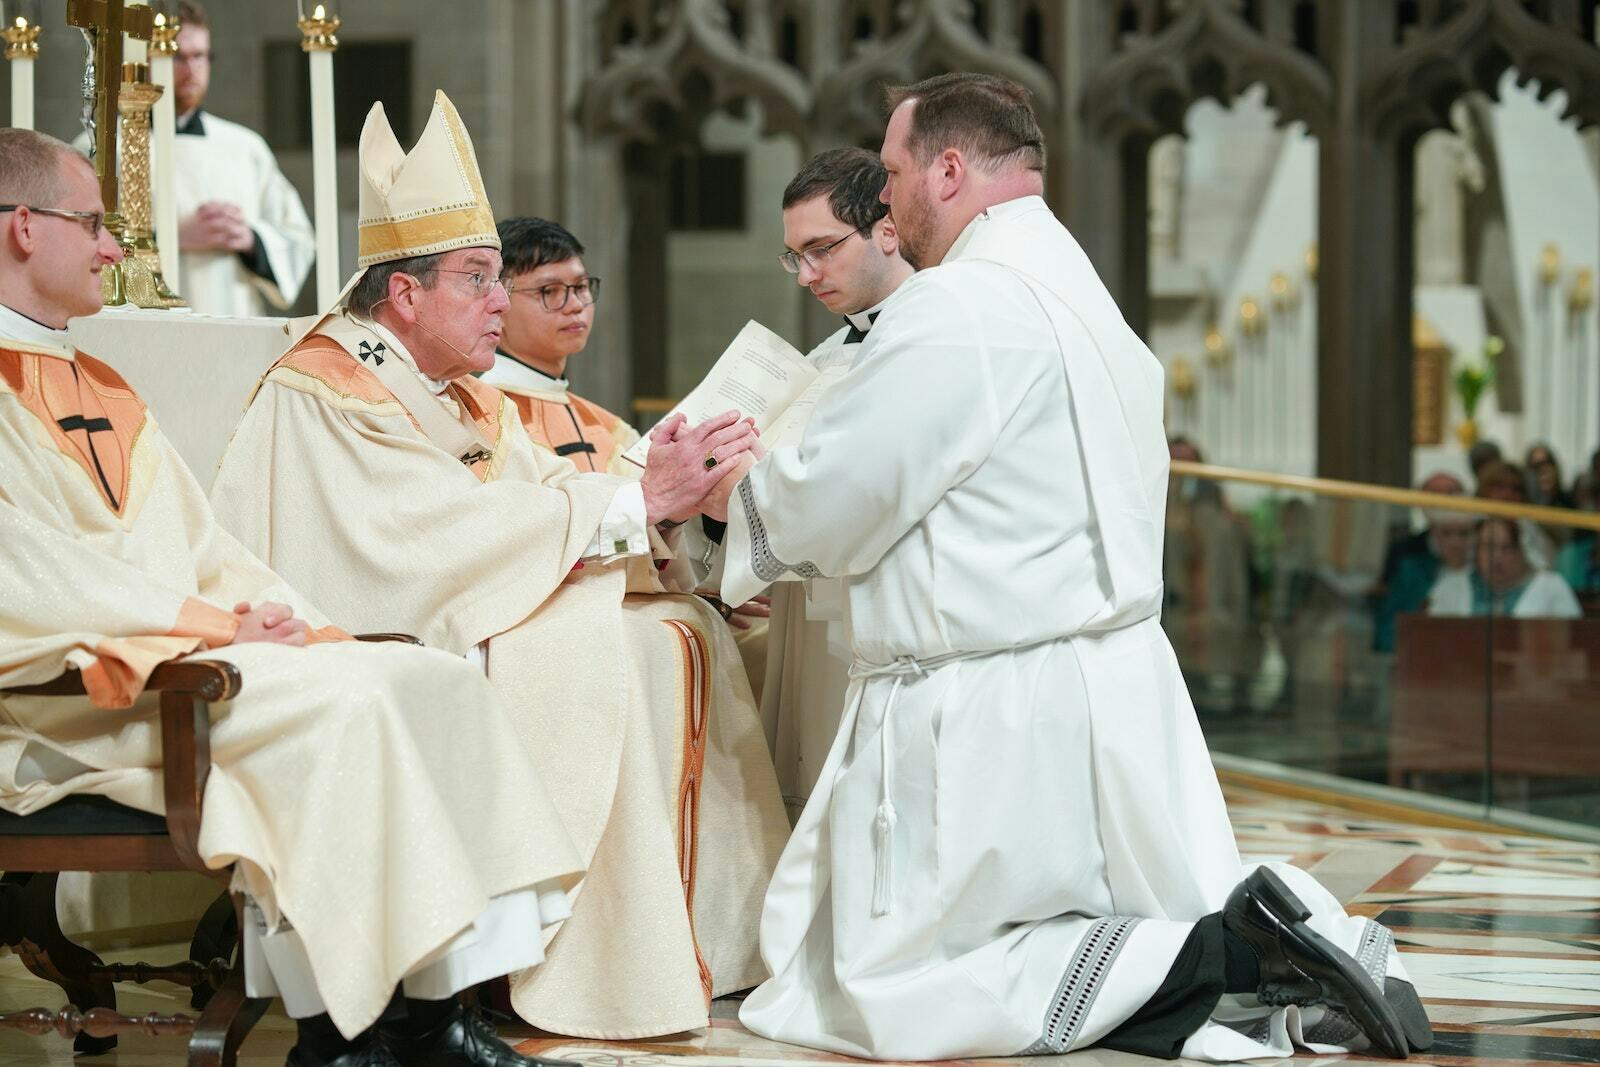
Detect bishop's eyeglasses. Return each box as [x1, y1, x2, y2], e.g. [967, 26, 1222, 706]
[506, 277, 603, 311]
[778, 229, 859, 274]
[0, 205, 105, 239]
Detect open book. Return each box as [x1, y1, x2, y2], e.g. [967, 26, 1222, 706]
[622, 320, 847, 467]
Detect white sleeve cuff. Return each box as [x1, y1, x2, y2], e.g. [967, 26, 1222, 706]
[582, 481, 649, 562]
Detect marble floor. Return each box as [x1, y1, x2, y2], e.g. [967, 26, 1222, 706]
[0, 779, 1595, 1066]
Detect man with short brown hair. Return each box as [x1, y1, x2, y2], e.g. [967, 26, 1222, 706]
[728, 74, 1429, 1063]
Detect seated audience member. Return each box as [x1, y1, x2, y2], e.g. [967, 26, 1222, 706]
[0, 125, 579, 1067]
[1374, 505, 1473, 652]
[210, 93, 790, 1041]
[1524, 442, 1574, 509]
[1468, 439, 1503, 484]
[1573, 448, 1600, 510]
[1557, 528, 1600, 598]
[1476, 460, 1557, 566]
[1376, 472, 1465, 591]
[1428, 516, 1581, 619]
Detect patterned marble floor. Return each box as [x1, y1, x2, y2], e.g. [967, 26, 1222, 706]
[0, 779, 1594, 1065]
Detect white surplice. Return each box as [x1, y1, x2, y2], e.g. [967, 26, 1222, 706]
[725, 197, 1417, 1061]
[170, 111, 314, 316]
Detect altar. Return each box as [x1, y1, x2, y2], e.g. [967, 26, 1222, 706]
[69, 307, 291, 485]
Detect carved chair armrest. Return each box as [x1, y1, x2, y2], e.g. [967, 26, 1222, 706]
[354, 633, 422, 645]
[0, 660, 241, 875]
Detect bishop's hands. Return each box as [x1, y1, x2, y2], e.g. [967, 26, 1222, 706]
[641, 411, 762, 526]
[230, 601, 310, 646]
[180, 201, 256, 254]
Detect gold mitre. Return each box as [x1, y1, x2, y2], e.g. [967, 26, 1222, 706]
[356, 89, 498, 267]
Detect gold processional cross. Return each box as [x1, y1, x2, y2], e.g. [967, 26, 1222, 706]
[66, 0, 183, 308]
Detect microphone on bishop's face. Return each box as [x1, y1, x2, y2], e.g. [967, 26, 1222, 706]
[371, 296, 479, 367]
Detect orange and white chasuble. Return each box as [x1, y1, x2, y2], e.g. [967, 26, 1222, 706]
[0, 330, 581, 1038]
[211, 314, 790, 1039]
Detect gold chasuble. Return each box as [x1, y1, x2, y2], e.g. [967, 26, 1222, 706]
[0, 337, 582, 1038]
[215, 316, 789, 1038]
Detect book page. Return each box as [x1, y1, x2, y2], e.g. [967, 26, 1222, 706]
[764, 364, 850, 450]
[623, 320, 816, 467]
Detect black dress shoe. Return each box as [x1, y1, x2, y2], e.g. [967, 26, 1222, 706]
[286, 1040, 402, 1066]
[1223, 866, 1410, 1059]
[381, 1005, 579, 1067]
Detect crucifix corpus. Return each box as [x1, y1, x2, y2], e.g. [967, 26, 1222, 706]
[68, 0, 152, 209]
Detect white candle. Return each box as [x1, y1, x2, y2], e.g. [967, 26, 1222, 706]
[308, 47, 340, 307]
[126, 0, 148, 64]
[151, 45, 180, 289]
[9, 51, 32, 130]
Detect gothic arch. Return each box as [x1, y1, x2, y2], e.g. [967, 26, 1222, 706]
[812, 0, 1061, 147]
[579, 0, 812, 143]
[1361, 0, 1600, 142]
[1080, 0, 1333, 141]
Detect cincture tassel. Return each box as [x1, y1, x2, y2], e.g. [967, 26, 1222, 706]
[865, 660, 922, 918]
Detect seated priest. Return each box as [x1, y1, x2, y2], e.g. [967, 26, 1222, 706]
[0, 126, 583, 1067]
[209, 92, 791, 1041]
[479, 216, 771, 693]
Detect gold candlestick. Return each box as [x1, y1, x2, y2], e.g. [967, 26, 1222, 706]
[2, 16, 41, 60]
[297, 2, 340, 52]
[150, 6, 178, 55]
[103, 62, 186, 308]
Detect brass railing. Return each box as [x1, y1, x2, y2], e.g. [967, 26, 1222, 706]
[1171, 459, 1600, 531]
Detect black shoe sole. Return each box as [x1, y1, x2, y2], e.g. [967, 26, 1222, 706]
[1245, 867, 1410, 1059]
[1385, 976, 1435, 1052]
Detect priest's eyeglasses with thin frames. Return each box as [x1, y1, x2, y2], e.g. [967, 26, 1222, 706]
[0, 205, 105, 239]
[506, 277, 602, 312]
[423, 267, 508, 299]
[778, 229, 860, 274]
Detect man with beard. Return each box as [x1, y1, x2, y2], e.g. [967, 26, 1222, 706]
[719, 74, 1432, 1063]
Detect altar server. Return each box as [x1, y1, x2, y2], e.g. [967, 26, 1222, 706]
[211, 92, 790, 1041]
[723, 75, 1431, 1063]
[169, 1, 314, 315]
[0, 125, 578, 1067]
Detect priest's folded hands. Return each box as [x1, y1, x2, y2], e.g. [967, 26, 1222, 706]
[639, 409, 761, 525]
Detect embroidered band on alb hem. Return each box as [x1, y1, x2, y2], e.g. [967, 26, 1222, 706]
[739, 478, 821, 582]
[1354, 920, 1393, 987]
[1019, 916, 1141, 1055]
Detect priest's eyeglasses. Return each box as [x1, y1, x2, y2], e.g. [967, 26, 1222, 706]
[425, 268, 508, 299]
[778, 230, 859, 274]
[506, 277, 603, 311]
[0, 205, 104, 239]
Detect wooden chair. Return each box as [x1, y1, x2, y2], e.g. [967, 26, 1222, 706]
[0, 634, 419, 1064]
[0, 658, 262, 1064]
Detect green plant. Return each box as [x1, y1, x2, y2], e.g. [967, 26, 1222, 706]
[1453, 335, 1502, 419]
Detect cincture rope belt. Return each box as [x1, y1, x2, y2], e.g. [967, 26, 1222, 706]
[848, 648, 993, 918]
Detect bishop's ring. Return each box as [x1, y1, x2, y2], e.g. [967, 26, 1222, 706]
[704, 451, 719, 470]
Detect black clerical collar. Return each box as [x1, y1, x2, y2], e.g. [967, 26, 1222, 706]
[842, 309, 880, 345]
[176, 109, 206, 136]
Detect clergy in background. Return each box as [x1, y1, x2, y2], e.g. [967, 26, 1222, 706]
[482, 216, 771, 693]
[169, 1, 313, 315]
[723, 75, 1430, 1062]
[479, 218, 635, 476]
[0, 127, 581, 1067]
[211, 91, 791, 1041]
[759, 147, 912, 820]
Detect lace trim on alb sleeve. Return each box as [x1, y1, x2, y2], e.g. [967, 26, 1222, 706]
[739, 477, 821, 583]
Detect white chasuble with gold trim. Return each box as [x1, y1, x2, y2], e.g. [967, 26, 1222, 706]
[211, 318, 791, 1039]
